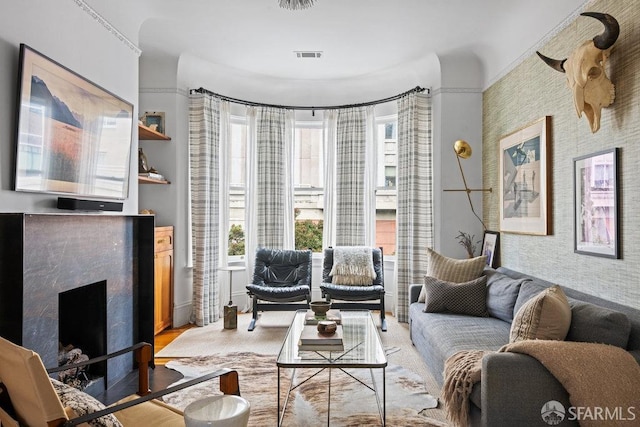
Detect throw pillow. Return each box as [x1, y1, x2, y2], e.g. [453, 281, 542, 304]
[50, 379, 123, 427]
[418, 248, 487, 303]
[509, 285, 571, 343]
[566, 300, 631, 348]
[422, 275, 489, 317]
[485, 269, 531, 323]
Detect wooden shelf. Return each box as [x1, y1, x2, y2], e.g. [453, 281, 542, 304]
[138, 123, 171, 141]
[139, 175, 171, 184]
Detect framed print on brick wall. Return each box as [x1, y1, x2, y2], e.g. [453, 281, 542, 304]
[574, 148, 619, 259]
[499, 116, 551, 235]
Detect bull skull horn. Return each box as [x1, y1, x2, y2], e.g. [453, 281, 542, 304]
[581, 12, 620, 50]
[536, 52, 566, 73]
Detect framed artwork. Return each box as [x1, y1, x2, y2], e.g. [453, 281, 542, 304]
[481, 231, 500, 268]
[499, 116, 551, 235]
[573, 148, 619, 259]
[142, 111, 165, 134]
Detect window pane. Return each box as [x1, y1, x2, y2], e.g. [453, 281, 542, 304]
[228, 121, 246, 256]
[294, 126, 324, 252]
[376, 118, 397, 255]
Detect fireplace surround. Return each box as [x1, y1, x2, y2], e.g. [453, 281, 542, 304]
[0, 213, 155, 388]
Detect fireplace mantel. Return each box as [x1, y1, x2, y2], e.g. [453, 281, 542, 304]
[0, 213, 155, 387]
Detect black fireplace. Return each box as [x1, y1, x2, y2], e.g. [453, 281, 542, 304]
[58, 280, 107, 385]
[0, 213, 155, 389]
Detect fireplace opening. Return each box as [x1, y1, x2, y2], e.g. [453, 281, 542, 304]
[58, 280, 107, 391]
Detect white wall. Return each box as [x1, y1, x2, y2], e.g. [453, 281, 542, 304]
[0, 1, 140, 214]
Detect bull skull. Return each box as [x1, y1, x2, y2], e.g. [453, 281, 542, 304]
[537, 12, 619, 133]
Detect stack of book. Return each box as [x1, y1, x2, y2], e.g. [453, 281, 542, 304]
[298, 324, 344, 352]
[138, 171, 166, 181]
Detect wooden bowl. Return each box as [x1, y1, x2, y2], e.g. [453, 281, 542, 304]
[309, 301, 331, 317]
[317, 320, 337, 335]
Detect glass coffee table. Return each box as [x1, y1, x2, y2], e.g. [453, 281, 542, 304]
[276, 310, 387, 426]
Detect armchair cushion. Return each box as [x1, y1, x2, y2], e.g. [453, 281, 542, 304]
[110, 395, 184, 427]
[251, 248, 312, 288]
[51, 378, 122, 427]
[0, 336, 67, 427]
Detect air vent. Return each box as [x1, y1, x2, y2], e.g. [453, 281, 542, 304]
[295, 51, 323, 59]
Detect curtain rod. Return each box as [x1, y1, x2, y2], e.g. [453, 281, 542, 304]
[189, 86, 428, 111]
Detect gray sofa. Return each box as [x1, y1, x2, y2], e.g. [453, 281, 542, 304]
[409, 267, 640, 427]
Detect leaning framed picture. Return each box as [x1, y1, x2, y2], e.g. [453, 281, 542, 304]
[481, 230, 500, 268]
[141, 111, 165, 134]
[573, 148, 619, 259]
[499, 116, 551, 235]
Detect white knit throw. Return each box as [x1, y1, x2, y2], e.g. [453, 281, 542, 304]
[329, 247, 376, 286]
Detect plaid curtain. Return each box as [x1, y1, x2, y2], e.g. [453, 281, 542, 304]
[335, 107, 376, 246]
[395, 93, 433, 322]
[247, 107, 295, 253]
[188, 93, 221, 326]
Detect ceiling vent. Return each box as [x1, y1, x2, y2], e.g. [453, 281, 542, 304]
[295, 51, 322, 59]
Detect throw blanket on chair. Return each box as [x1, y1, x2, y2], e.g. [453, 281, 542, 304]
[442, 341, 640, 427]
[330, 246, 376, 285]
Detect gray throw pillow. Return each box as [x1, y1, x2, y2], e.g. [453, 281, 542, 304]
[422, 275, 489, 317]
[566, 300, 631, 348]
[485, 269, 530, 322]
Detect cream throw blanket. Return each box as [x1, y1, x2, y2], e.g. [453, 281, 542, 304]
[330, 246, 376, 285]
[443, 341, 640, 427]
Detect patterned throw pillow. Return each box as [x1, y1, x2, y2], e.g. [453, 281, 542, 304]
[51, 379, 123, 427]
[418, 248, 487, 303]
[509, 285, 571, 343]
[422, 275, 489, 317]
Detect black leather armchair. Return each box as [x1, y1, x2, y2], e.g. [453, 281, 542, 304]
[320, 247, 387, 331]
[246, 248, 312, 331]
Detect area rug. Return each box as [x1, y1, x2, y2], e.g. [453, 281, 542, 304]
[162, 351, 446, 427]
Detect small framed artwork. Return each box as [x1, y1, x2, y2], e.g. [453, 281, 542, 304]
[481, 230, 500, 268]
[142, 111, 165, 134]
[573, 148, 619, 259]
[499, 116, 551, 235]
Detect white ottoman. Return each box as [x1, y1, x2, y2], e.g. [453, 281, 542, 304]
[184, 395, 250, 427]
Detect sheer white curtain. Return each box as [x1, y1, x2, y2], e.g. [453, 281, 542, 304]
[395, 93, 433, 323]
[188, 93, 228, 326]
[334, 106, 377, 246]
[322, 110, 337, 247]
[245, 106, 295, 279]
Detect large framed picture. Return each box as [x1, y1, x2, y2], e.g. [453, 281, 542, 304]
[573, 148, 619, 259]
[499, 116, 551, 235]
[481, 230, 500, 268]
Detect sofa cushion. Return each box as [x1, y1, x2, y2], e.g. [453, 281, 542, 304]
[510, 285, 571, 342]
[566, 300, 631, 348]
[423, 275, 489, 317]
[51, 379, 123, 427]
[512, 281, 548, 317]
[485, 269, 530, 323]
[418, 248, 487, 302]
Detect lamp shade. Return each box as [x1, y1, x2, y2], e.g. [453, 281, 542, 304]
[454, 140, 472, 159]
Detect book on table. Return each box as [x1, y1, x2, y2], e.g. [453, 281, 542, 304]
[298, 324, 344, 351]
[304, 309, 342, 325]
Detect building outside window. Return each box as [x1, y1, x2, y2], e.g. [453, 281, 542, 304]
[376, 117, 397, 255]
[228, 119, 247, 256]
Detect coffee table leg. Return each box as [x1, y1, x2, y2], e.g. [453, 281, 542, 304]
[277, 366, 281, 426]
[327, 367, 332, 425]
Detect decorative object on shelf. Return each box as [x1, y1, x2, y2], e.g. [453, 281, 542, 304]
[309, 300, 331, 318]
[573, 148, 619, 259]
[279, 0, 314, 10]
[444, 139, 492, 231]
[499, 116, 551, 236]
[138, 147, 150, 173]
[455, 231, 480, 258]
[536, 12, 619, 133]
[141, 111, 166, 134]
[481, 230, 500, 268]
[139, 209, 156, 215]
